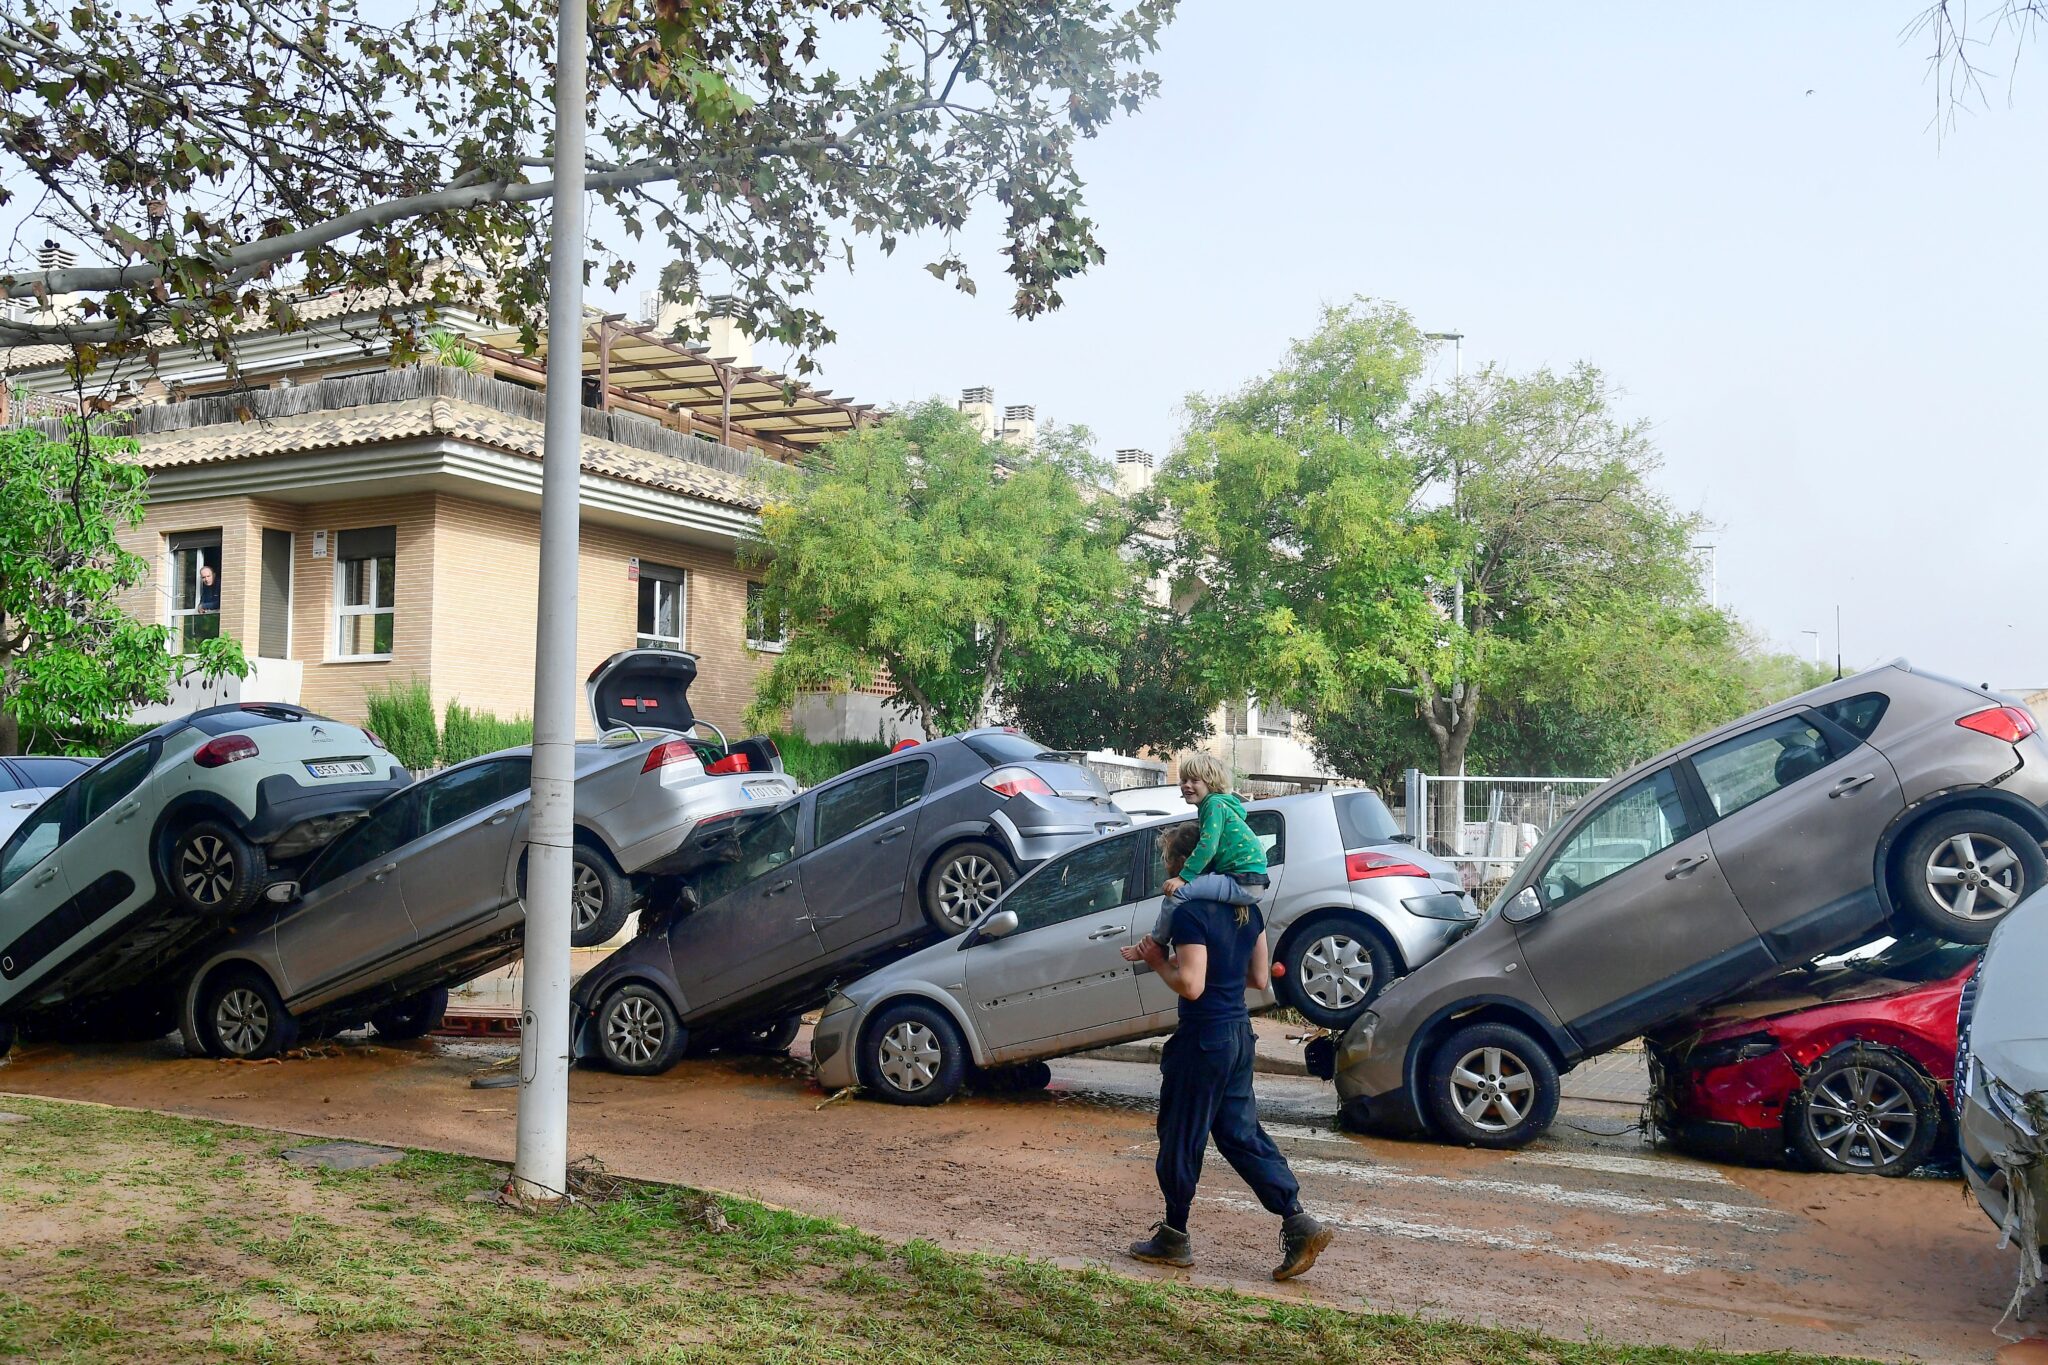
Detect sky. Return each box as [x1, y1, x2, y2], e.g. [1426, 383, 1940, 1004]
[587, 4, 2048, 691]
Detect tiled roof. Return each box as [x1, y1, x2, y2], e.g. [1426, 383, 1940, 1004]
[136, 395, 764, 510]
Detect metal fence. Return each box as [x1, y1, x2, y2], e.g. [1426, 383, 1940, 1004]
[1402, 770, 1608, 895]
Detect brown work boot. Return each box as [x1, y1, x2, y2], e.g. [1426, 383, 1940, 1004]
[1126, 1221, 1193, 1267]
[1273, 1211, 1333, 1281]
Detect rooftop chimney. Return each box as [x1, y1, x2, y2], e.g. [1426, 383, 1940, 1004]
[35, 239, 76, 272]
[1114, 448, 1156, 495]
[958, 386, 997, 441]
[1000, 404, 1037, 450]
[640, 287, 753, 366]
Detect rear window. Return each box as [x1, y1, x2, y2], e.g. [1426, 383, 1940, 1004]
[188, 706, 334, 737]
[1334, 791, 1403, 847]
[961, 732, 1060, 766]
[1817, 693, 1889, 743]
[12, 758, 87, 788]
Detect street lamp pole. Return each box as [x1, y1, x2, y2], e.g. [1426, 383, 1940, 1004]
[1801, 629, 1821, 665]
[513, 0, 587, 1204]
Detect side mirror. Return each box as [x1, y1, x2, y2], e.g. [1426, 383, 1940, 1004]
[976, 909, 1020, 942]
[1501, 886, 1544, 924]
[263, 881, 301, 905]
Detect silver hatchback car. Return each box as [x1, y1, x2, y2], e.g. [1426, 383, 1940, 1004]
[810, 790, 1473, 1105]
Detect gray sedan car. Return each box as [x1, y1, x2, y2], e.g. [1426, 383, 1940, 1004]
[810, 790, 1474, 1105]
[1957, 887, 2047, 1265]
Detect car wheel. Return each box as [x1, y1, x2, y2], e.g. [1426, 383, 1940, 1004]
[196, 968, 299, 1060]
[370, 987, 449, 1042]
[1277, 913, 1394, 1029]
[731, 1014, 802, 1057]
[859, 1001, 967, 1106]
[922, 841, 1015, 934]
[569, 845, 633, 948]
[168, 820, 268, 919]
[596, 983, 684, 1075]
[1422, 1022, 1560, 1149]
[1894, 809, 2046, 944]
[973, 1059, 1053, 1094]
[1788, 1048, 1941, 1177]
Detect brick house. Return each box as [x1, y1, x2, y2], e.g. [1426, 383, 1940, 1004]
[2, 284, 875, 739]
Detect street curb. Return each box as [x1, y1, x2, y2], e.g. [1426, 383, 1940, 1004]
[1081, 1040, 1310, 1078]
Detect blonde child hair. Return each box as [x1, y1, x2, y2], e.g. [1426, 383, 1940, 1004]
[1177, 752, 1233, 794]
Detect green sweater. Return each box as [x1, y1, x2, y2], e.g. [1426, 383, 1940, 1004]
[1181, 792, 1267, 879]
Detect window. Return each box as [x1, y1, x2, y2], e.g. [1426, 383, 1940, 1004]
[636, 562, 686, 651]
[961, 732, 1059, 766]
[168, 530, 222, 653]
[0, 766, 17, 793]
[1004, 833, 1139, 934]
[1334, 791, 1404, 848]
[11, 758, 87, 790]
[746, 582, 785, 652]
[1256, 702, 1292, 736]
[1540, 768, 1694, 908]
[1145, 813, 1287, 891]
[1692, 715, 1837, 820]
[420, 759, 531, 835]
[0, 801, 64, 893]
[1818, 693, 1889, 744]
[693, 803, 800, 906]
[303, 790, 422, 891]
[67, 745, 155, 835]
[813, 760, 927, 849]
[1223, 699, 1250, 736]
[334, 526, 396, 658]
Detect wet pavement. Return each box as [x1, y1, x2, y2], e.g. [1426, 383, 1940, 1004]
[0, 1029, 2032, 1362]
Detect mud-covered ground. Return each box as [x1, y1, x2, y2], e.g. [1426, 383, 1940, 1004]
[0, 1029, 2029, 1362]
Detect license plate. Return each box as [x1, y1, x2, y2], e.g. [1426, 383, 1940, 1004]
[305, 759, 373, 779]
[740, 781, 783, 801]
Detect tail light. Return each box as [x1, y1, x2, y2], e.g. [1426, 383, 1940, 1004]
[641, 739, 702, 774]
[362, 728, 387, 750]
[705, 752, 752, 775]
[1346, 851, 1429, 881]
[983, 766, 1054, 799]
[1957, 706, 2038, 744]
[194, 734, 259, 768]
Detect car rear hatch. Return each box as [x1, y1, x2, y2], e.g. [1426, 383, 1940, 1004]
[1333, 790, 1475, 924]
[587, 649, 700, 736]
[961, 731, 1127, 833]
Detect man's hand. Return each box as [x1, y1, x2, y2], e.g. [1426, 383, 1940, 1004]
[1161, 876, 1186, 897]
[1135, 935, 1169, 970]
[1119, 934, 1157, 963]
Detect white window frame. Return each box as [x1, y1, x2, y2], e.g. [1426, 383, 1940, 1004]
[636, 563, 687, 652]
[166, 531, 223, 655]
[333, 535, 396, 661]
[746, 580, 785, 653]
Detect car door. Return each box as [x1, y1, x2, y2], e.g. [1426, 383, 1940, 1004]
[669, 801, 822, 1014]
[272, 788, 424, 999]
[57, 742, 162, 917]
[0, 797, 76, 998]
[799, 757, 929, 954]
[1131, 810, 1290, 1023]
[1514, 765, 1770, 1055]
[961, 831, 1146, 1059]
[399, 758, 532, 945]
[1687, 710, 1906, 963]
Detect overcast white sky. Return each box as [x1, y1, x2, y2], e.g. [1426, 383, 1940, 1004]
[591, 3, 2048, 690]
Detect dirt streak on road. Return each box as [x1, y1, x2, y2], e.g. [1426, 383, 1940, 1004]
[0, 1032, 2026, 1363]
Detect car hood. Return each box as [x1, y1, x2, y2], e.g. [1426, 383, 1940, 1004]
[586, 648, 700, 735]
[1972, 889, 2048, 1090]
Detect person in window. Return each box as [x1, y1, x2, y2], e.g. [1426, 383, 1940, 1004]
[1120, 821, 1332, 1280]
[197, 561, 220, 613]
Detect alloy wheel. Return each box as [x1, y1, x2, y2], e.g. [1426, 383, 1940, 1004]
[1299, 933, 1374, 1010]
[878, 1020, 943, 1093]
[1925, 832, 2023, 920]
[604, 995, 666, 1068]
[1448, 1045, 1535, 1134]
[572, 864, 605, 932]
[180, 835, 235, 906]
[214, 987, 271, 1057]
[1804, 1066, 1917, 1170]
[935, 857, 1003, 930]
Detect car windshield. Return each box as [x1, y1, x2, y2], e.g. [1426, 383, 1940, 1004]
[961, 732, 1061, 766]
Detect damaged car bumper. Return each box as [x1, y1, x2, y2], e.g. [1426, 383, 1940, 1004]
[1959, 1057, 2047, 1259]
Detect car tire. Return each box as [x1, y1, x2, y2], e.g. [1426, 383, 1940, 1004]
[1787, 1047, 1941, 1177]
[731, 1014, 802, 1057]
[1893, 809, 2046, 944]
[921, 841, 1015, 935]
[570, 845, 633, 949]
[859, 1000, 968, 1106]
[167, 820, 268, 920]
[1422, 1022, 1560, 1149]
[973, 1059, 1053, 1094]
[370, 987, 449, 1042]
[1277, 913, 1394, 1029]
[595, 983, 685, 1076]
[195, 967, 299, 1060]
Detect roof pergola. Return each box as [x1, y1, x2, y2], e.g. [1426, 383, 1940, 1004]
[476, 313, 876, 453]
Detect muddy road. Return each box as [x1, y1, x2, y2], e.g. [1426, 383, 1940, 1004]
[0, 1030, 2026, 1362]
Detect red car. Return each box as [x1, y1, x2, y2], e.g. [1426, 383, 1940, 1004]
[1646, 940, 1979, 1177]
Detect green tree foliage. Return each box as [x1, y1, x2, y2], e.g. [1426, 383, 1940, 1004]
[0, 424, 244, 754]
[746, 403, 1137, 737]
[0, 0, 1174, 384]
[363, 680, 440, 772]
[1002, 604, 1214, 755]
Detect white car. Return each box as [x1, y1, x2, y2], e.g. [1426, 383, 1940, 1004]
[0, 703, 409, 1048]
[0, 757, 92, 846]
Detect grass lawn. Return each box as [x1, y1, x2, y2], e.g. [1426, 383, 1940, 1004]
[0, 1095, 1865, 1365]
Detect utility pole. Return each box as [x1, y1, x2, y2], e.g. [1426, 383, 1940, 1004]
[513, 0, 587, 1204]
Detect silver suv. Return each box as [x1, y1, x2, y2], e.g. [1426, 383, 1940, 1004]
[1331, 662, 2048, 1149]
